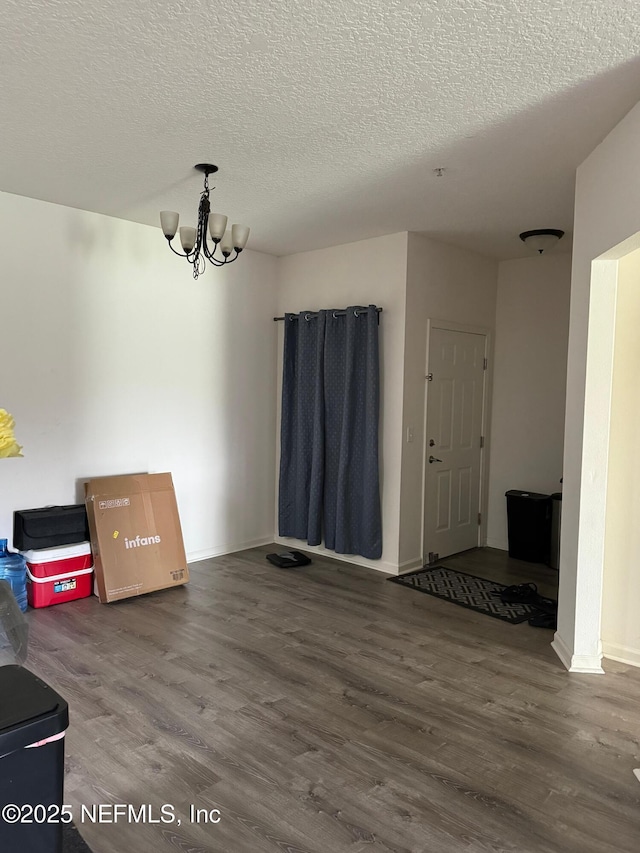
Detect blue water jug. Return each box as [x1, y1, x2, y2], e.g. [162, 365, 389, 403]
[0, 539, 28, 612]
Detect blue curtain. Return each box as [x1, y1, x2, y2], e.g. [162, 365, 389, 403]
[278, 310, 325, 545]
[278, 305, 382, 560]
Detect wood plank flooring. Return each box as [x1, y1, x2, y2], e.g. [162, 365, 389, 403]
[2, 545, 639, 853]
[441, 547, 560, 601]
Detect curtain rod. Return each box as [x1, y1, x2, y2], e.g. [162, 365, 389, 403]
[273, 307, 383, 322]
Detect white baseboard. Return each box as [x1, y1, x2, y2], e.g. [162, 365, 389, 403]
[568, 654, 605, 674]
[486, 537, 508, 551]
[602, 642, 640, 668]
[187, 536, 273, 564]
[397, 556, 423, 574]
[551, 633, 572, 670]
[552, 632, 604, 673]
[274, 536, 398, 575]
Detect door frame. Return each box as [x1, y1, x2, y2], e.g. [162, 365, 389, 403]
[421, 319, 494, 564]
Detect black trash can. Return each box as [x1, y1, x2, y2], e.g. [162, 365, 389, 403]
[0, 665, 69, 853]
[505, 490, 552, 563]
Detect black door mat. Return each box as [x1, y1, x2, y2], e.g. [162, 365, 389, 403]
[64, 823, 93, 853]
[389, 565, 549, 624]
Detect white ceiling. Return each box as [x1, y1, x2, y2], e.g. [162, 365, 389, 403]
[2, 0, 640, 259]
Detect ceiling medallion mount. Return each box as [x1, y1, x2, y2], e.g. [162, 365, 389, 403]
[519, 228, 564, 255]
[194, 163, 219, 176]
[160, 164, 249, 278]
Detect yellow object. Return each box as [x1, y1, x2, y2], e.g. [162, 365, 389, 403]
[0, 409, 23, 458]
[113, 530, 119, 539]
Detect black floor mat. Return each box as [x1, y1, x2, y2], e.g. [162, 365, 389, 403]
[389, 565, 554, 624]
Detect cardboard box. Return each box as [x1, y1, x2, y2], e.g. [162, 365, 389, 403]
[85, 473, 188, 603]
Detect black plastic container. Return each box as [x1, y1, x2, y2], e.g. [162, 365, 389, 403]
[0, 665, 69, 853]
[505, 490, 552, 563]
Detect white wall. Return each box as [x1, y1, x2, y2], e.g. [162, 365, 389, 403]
[601, 248, 640, 666]
[275, 232, 408, 573]
[487, 253, 571, 550]
[556, 98, 640, 673]
[401, 233, 498, 566]
[0, 191, 279, 561]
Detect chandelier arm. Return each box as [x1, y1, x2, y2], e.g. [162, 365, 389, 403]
[210, 248, 240, 266]
[202, 240, 224, 264]
[205, 253, 229, 267]
[166, 239, 192, 259]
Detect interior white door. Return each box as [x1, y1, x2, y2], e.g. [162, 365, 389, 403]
[423, 327, 486, 562]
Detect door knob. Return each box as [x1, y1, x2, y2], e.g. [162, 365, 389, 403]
[429, 455, 443, 464]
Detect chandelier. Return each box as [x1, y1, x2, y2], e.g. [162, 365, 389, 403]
[160, 164, 250, 278]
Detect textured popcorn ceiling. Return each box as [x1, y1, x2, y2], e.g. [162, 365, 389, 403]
[2, 0, 640, 258]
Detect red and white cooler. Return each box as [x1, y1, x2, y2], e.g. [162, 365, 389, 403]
[22, 542, 93, 608]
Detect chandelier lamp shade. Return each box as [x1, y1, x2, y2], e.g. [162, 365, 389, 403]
[160, 164, 250, 278]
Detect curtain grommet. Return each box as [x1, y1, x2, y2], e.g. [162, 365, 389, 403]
[354, 309, 360, 317]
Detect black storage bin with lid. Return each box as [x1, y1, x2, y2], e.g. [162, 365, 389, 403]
[13, 504, 90, 552]
[0, 665, 69, 853]
[505, 490, 552, 563]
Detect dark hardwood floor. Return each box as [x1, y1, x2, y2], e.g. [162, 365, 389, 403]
[2, 545, 639, 853]
[440, 546, 560, 601]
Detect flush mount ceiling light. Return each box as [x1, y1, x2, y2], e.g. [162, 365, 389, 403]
[160, 164, 250, 278]
[519, 228, 564, 255]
